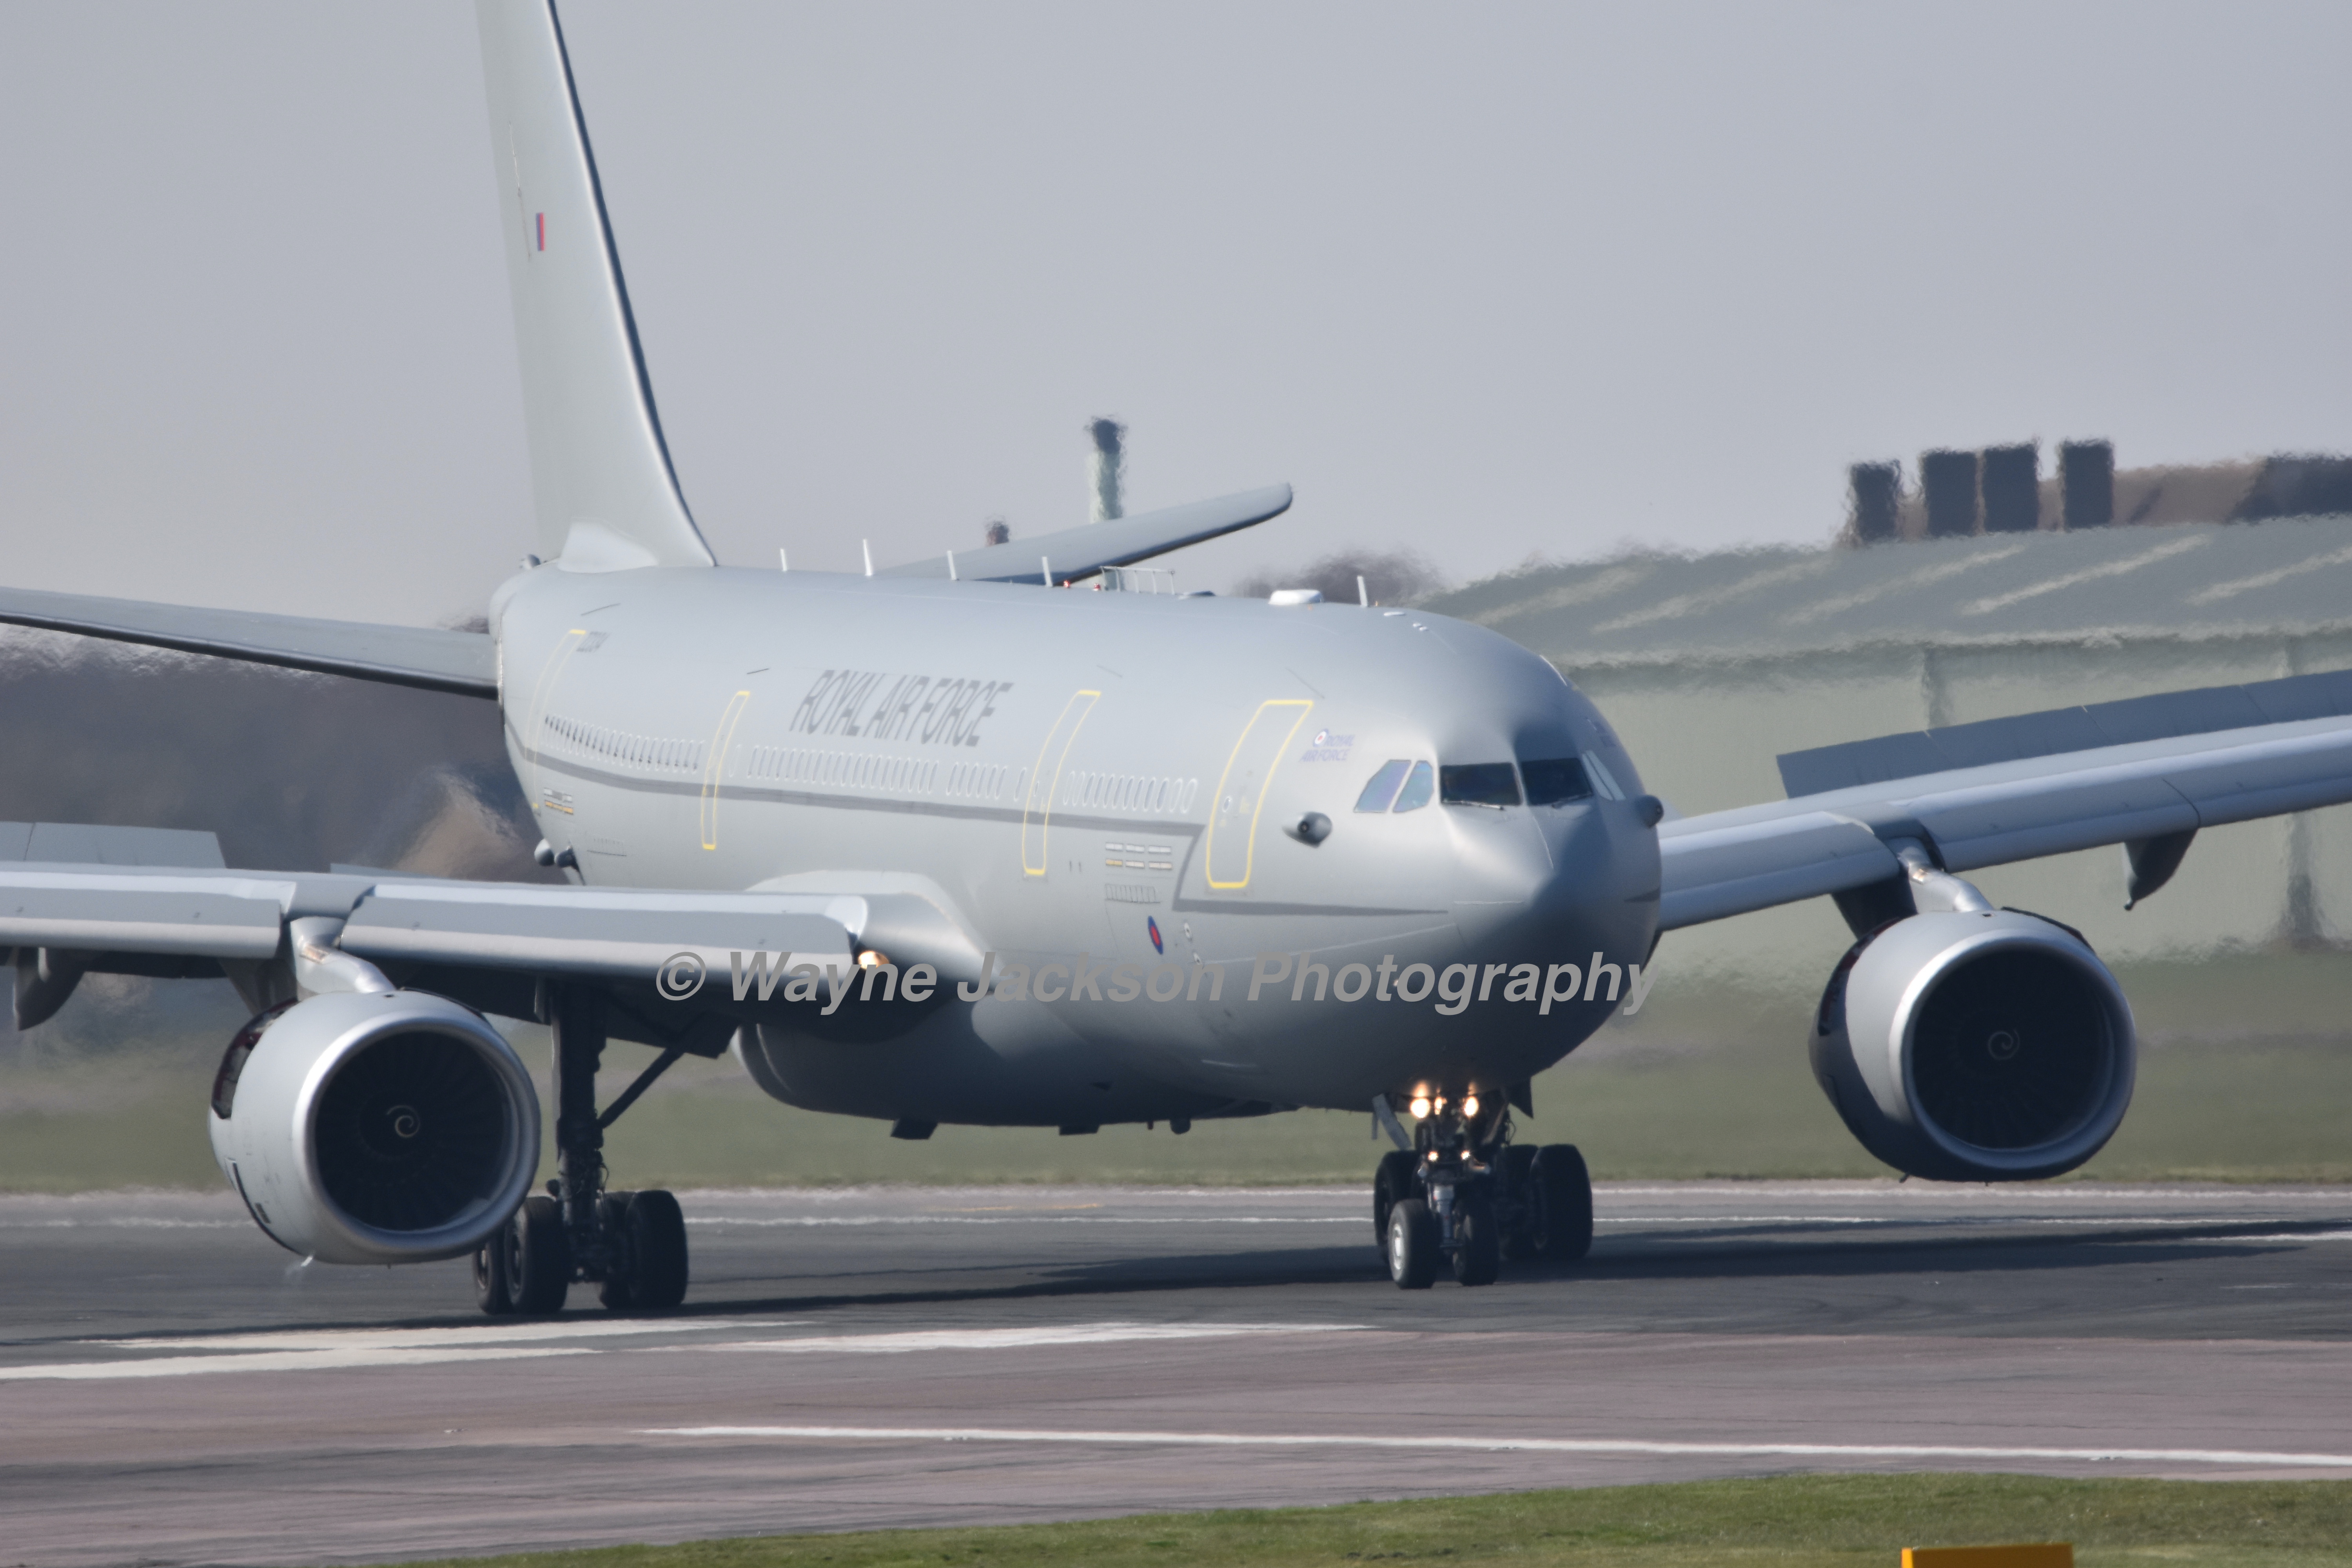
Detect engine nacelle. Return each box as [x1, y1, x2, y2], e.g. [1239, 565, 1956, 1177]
[1810, 909, 2135, 1181]
[207, 991, 540, 1264]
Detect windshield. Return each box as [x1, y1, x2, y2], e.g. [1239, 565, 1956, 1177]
[1439, 762, 1521, 808]
[1354, 760, 1411, 813]
[1392, 760, 1434, 812]
[1519, 755, 1593, 806]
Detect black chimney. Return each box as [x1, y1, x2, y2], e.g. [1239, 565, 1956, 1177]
[1920, 449, 1980, 538]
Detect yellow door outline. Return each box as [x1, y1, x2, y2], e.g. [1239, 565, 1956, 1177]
[700, 690, 753, 849]
[1022, 689, 1101, 876]
[1205, 699, 1314, 890]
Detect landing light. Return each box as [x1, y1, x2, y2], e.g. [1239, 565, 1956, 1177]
[1425, 1149, 1438, 1163]
[1462, 1094, 1480, 1118]
[1408, 1096, 1432, 1120]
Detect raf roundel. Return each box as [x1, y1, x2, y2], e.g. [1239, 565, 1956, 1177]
[1148, 916, 1165, 954]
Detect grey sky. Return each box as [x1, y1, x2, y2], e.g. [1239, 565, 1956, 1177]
[2, 2, 2345, 626]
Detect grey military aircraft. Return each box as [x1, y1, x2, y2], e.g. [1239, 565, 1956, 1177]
[6, 0, 2352, 1309]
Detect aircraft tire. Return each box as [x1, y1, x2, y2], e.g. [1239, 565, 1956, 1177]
[1386, 1199, 1439, 1290]
[509, 1194, 571, 1315]
[472, 1221, 516, 1316]
[1498, 1145, 1539, 1259]
[595, 1192, 638, 1310]
[621, 1189, 689, 1310]
[1373, 1151, 1419, 1249]
[1451, 1190, 1502, 1286]
[1532, 1144, 1594, 1261]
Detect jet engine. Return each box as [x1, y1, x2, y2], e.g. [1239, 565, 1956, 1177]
[1809, 909, 2135, 1181]
[207, 991, 540, 1263]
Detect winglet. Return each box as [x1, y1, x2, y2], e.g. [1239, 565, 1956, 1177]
[477, 0, 716, 572]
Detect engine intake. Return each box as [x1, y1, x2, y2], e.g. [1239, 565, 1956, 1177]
[207, 991, 539, 1264]
[1809, 909, 2135, 1181]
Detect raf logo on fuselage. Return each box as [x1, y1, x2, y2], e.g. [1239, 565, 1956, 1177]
[1301, 729, 1354, 763]
[790, 669, 1013, 748]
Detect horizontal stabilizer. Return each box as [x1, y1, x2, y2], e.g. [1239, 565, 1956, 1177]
[0, 822, 224, 869]
[0, 585, 496, 697]
[878, 485, 1292, 584]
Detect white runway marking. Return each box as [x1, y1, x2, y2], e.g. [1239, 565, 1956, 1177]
[647, 1424, 2352, 1471]
[0, 1318, 788, 1382]
[123, 1318, 784, 1352]
[709, 1322, 1357, 1354]
[0, 1345, 596, 1381]
[1593, 1215, 2319, 1228]
[686, 1215, 1361, 1227]
[0, 1218, 243, 1230]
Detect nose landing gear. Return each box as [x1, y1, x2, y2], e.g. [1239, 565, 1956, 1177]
[1372, 1092, 1591, 1289]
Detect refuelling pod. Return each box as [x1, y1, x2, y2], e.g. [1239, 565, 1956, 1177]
[207, 991, 540, 1264]
[1809, 909, 2135, 1182]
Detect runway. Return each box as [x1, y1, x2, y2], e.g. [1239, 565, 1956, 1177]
[3, 1179, 2350, 1566]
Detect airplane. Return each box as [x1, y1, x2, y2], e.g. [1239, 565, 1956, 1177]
[6, 0, 2352, 1310]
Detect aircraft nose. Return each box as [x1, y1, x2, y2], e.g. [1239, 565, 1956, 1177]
[1447, 790, 1658, 966]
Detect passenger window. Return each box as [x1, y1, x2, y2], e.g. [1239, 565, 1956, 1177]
[1440, 762, 1521, 808]
[1391, 760, 1435, 813]
[1354, 759, 1412, 813]
[1521, 755, 1594, 806]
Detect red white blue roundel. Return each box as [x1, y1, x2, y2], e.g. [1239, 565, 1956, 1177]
[1147, 916, 1164, 954]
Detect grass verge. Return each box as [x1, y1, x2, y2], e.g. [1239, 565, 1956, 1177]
[402, 1475, 2352, 1568]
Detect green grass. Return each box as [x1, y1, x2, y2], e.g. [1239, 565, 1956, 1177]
[398, 1475, 2352, 1568]
[5, 951, 2349, 1191]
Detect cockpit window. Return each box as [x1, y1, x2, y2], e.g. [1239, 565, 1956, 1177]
[1392, 760, 1435, 813]
[1354, 760, 1412, 813]
[1520, 755, 1594, 806]
[1440, 762, 1521, 808]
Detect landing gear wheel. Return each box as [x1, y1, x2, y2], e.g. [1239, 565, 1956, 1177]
[472, 1218, 516, 1316]
[1497, 1145, 1539, 1260]
[1372, 1151, 1418, 1250]
[595, 1192, 638, 1311]
[1450, 1190, 1502, 1286]
[1386, 1198, 1439, 1290]
[507, 1193, 571, 1315]
[613, 1189, 689, 1310]
[1531, 1143, 1594, 1261]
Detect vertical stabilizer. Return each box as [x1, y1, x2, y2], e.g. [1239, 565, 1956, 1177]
[477, 0, 716, 571]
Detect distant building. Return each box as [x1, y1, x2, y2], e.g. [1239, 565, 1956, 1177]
[983, 518, 1010, 546]
[1841, 447, 2352, 546]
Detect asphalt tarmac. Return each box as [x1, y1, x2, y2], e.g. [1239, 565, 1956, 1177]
[4, 1179, 2350, 1566]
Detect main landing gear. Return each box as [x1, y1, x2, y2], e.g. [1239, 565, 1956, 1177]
[1372, 1091, 1591, 1289]
[474, 988, 689, 1316]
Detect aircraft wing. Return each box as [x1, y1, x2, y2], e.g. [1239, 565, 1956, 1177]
[0, 584, 497, 697]
[0, 823, 985, 1035]
[877, 485, 1293, 583]
[1658, 668, 2352, 931]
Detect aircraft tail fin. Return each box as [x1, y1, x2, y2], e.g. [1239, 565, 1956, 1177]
[477, 0, 715, 572]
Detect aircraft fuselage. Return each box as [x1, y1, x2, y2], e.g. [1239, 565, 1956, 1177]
[492, 563, 1661, 1126]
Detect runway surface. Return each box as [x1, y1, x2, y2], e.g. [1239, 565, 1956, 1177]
[4, 1179, 2351, 1566]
